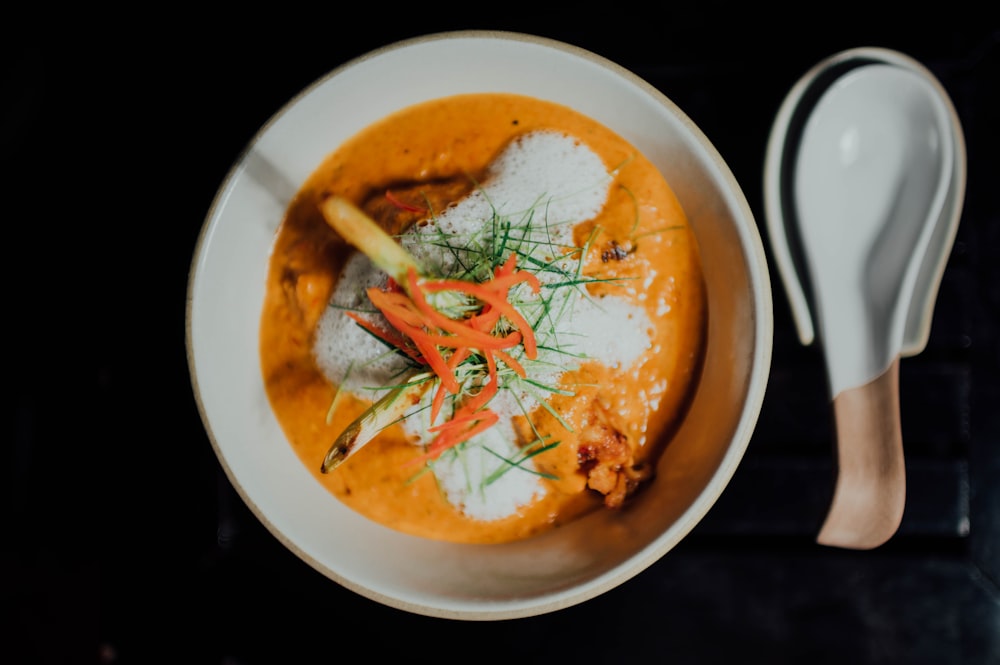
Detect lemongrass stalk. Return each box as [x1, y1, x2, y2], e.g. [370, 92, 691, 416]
[321, 379, 430, 473]
[320, 195, 421, 287]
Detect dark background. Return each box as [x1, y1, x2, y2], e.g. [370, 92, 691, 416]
[5, 9, 998, 665]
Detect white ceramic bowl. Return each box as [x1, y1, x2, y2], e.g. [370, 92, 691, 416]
[186, 30, 772, 619]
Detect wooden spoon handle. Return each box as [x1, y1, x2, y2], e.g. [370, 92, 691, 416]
[816, 357, 906, 549]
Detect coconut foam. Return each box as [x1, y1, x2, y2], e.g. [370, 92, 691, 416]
[314, 130, 653, 521]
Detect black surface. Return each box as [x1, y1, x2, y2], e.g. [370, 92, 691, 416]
[6, 11, 999, 665]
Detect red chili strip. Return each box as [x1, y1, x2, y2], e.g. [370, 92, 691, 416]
[384, 189, 426, 213]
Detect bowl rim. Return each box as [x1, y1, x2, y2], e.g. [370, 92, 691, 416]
[186, 29, 773, 620]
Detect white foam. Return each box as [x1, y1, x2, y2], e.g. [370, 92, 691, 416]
[403, 130, 611, 279]
[313, 253, 407, 400]
[313, 130, 653, 521]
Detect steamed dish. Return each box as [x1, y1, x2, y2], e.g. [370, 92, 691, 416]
[259, 93, 707, 543]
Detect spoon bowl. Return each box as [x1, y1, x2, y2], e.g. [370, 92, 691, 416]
[764, 50, 965, 549]
[765, 48, 966, 357]
[795, 63, 954, 395]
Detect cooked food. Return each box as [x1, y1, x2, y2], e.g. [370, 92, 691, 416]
[259, 93, 707, 543]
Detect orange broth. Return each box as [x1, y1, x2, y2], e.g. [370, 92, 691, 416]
[259, 93, 707, 543]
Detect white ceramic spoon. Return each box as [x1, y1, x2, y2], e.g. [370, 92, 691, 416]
[791, 63, 956, 549]
[765, 48, 967, 359]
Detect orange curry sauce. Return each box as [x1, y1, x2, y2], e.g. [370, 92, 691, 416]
[259, 93, 706, 543]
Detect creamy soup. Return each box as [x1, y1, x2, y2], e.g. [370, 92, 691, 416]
[259, 93, 707, 544]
